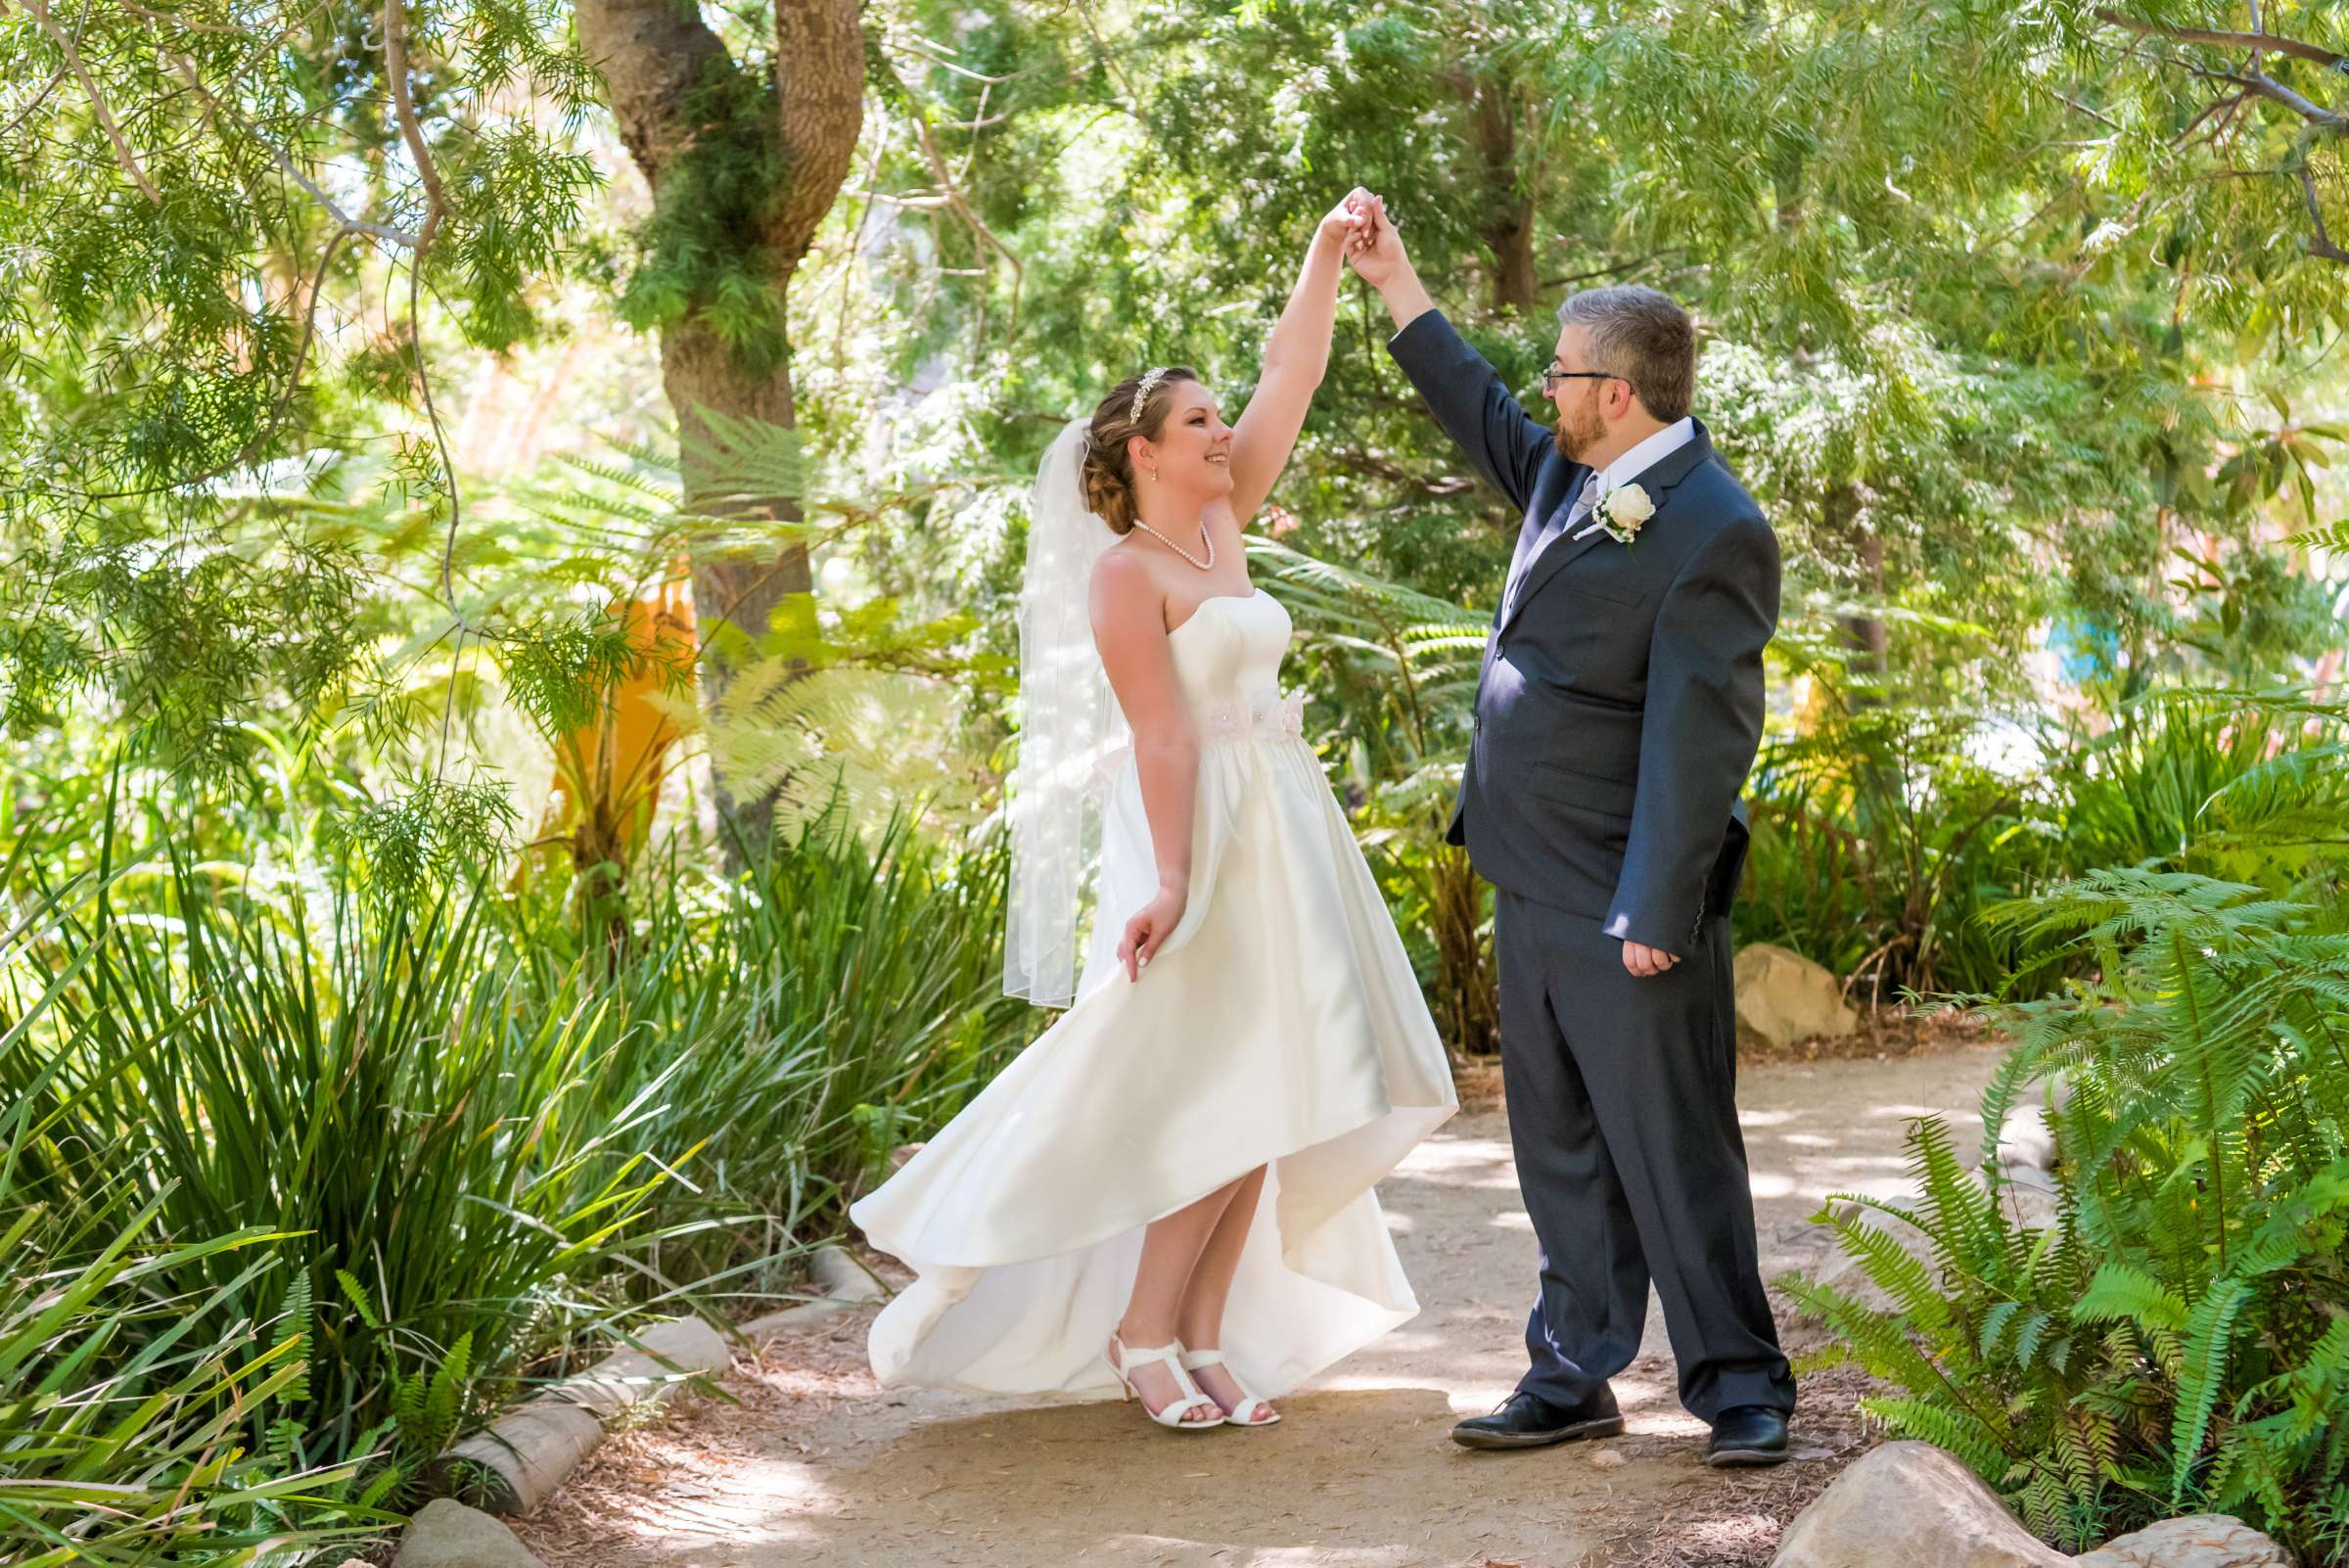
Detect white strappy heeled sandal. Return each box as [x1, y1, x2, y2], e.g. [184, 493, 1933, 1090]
[1105, 1334, 1225, 1430]
[1179, 1344, 1280, 1427]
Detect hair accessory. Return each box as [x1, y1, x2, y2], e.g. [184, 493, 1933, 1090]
[1129, 366, 1172, 423]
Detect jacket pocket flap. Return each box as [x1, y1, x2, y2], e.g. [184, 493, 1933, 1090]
[1526, 762, 1635, 817]
[1562, 576, 1649, 609]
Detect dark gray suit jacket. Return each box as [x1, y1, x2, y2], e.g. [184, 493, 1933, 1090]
[1387, 307, 1779, 954]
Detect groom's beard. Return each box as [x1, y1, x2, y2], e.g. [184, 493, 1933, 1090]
[1552, 399, 1605, 464]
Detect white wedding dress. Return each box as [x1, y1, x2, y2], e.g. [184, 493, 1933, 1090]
[849, 588, 1458, 1399]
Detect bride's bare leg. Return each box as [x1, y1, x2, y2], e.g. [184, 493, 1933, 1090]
[1174, 1164, 1273, 1417]
[1114, 1175, 1250, 1423]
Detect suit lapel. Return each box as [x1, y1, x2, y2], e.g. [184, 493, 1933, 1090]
[1497, 457, 1584, 629]
[1496, 419, 1718, 636]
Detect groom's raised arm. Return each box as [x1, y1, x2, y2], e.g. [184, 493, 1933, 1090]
[1606, 515, 1779, 955]
[1384, 308, 1551, 516]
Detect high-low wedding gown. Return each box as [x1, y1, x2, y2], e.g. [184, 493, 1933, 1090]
[849, 587, 1457, 1399]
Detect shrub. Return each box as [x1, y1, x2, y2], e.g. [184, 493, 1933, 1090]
[1783, 870, 2349, 1556]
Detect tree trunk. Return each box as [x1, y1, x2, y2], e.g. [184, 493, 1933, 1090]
[1825, 484, 1887, 693]
[1471, 73, 1540, 315]
[575, 0, 862, 857]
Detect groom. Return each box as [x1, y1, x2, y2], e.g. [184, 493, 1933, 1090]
[1346, 197, 1797, 1466]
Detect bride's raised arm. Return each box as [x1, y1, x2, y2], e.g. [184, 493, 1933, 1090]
[1222, 189, 1374, 523]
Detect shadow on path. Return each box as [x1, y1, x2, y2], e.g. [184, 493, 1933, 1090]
[515, 1044, 2004, 1568]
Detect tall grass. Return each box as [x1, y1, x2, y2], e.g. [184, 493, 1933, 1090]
[9, 843, 694, 1475]
[506, 810, 1030, 1300]
[0, 790, 1030, 1547]
[2, 878, 383, 1564]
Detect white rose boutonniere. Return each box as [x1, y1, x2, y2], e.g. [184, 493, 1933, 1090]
[1592, 482, 1654, 548]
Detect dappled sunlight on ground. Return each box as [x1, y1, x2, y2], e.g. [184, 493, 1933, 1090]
[514, 1040, 2004, 1568]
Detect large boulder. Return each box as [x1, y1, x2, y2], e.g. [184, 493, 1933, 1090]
[1734, 943, 1859, 1050]
[2073, 1516, 2298, 1568]
[392, 1499, 547, 1568]
[1770, 1441, 2069, 1568]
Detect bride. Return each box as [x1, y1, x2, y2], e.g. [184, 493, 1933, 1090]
[849, 189, 1456, 1431]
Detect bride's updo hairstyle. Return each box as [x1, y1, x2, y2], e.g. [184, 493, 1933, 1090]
[1081, 365, 1201, 535]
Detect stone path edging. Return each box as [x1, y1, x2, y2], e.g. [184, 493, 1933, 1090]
[395, 1244, 884, 1566]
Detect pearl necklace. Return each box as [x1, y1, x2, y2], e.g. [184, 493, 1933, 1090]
[1128, 517, 1216, 572]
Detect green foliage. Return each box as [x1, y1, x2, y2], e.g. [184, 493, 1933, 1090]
[614, 64, 793, 371]
[1787, 872, 2349, 1555]
[1741, 686, 2349, 996]
[330, 774, 523, 904]
[0, 769, 1031, 1544]
[0, 879, 382, 1564]
[0, 0, 603, 778]
[504, 810, 1031, 1290]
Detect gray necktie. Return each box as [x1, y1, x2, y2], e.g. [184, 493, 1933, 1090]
[1505, 472, 1601, 619]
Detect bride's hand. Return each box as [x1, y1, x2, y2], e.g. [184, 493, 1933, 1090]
[1342, 192, 1405, 286]
[1318, 187, 1377, 255]
[1119, 882, 1188, 982]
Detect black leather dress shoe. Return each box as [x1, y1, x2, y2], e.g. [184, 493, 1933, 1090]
[1705, 1405, 1791, 1467]
[1451, 1389, 1625, 1451]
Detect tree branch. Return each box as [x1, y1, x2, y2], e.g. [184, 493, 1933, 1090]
[2093, 8, 2344, 70]
[159, 44, 425, 248]
[871, 42, 1024, 346]
[25, 0, 162, 204]
[2299, 164, 2349, 262]
[573, 0, 734, 185]
[2233, 68, 2348, 130]
[382, 0, 446, 250]
[771, 0, 864, 273]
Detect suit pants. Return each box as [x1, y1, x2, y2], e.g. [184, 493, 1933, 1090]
[1493, 886, 1796, 1421]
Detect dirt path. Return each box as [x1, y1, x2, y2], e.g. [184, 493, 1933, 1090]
[516, 1041, 2004, 1568]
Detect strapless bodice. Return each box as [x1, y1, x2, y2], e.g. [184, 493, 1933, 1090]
[1165, 590, 1302, 745]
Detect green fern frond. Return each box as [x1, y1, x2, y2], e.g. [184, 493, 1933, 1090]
[1861, 1393, 2008, 1479]
[2075, 1264, 2188, 1333]
[2171, 1277, 2252, 1501]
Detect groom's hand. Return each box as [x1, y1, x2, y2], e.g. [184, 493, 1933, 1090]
[1344, 191, 1409, 289]
[1621, 940, 1681, 978]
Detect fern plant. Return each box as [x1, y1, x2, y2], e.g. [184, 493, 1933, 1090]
[1785, 869, 2349, 1557]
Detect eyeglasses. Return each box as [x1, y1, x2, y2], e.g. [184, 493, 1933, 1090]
[1542, 363, 1631, 396]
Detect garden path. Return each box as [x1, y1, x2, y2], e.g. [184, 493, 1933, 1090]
[515, 1039, 2004, 1568]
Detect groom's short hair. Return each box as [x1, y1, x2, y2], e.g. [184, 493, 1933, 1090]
[1555, 286, 1694, 423]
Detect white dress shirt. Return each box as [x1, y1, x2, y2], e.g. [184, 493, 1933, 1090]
[1570, 416, 1696, 536]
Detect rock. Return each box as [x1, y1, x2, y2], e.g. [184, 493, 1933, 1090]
[556, 1315, 731, 1421]
[1769, 1441, 2069, 1568]
[430, 1314, 730, 1513]
[1589, 1448, 1627, 1469]
[392, 1499, 547, 1568]
[809, 1242, 884, 1304]
[427, 1402, 600, 1515]
[1996, 1103, 2058, 1178]
[2073, 1515, 2298, 1568]
[1733, 943, 1859, 1051]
